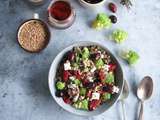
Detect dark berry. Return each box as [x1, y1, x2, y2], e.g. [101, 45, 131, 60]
[90, 54, 96, 59]
[94, 79, 100, 83]
[67, 51, 75, 61]
[108, 3, 117, 13]
[109, 15, 117, 24]
[86, 82, 94, 89]
[95, 53, 101, 60]
[102, 86, 109, 92]
[55, 90, 63, 97]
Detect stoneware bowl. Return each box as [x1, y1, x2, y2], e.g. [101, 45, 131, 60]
[79, 0, 106, 9]
[48, 41, 124, 116]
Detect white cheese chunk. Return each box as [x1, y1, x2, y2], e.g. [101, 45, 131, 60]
[90, 66, 96, 73]
[88, 76, 94, 82]
[91, 92, 100, 100]
[68, 84, 77, 89]
[112, 86, 119, 93]
[73, 94, 79, 102]
[64, 61, 71, 70]
[69, 76, 76, 81]
[103, 65, 110, 72]
[101, 54, 104, 58]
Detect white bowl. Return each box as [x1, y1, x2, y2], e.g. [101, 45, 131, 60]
[48, 41, 124, 116]
[79, 0, 106, 9]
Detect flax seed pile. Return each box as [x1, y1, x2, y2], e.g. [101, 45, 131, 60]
[18, 20, 48, 52]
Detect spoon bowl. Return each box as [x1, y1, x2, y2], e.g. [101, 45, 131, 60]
[137, 76, 153, 101]
[137, 76, 153, 120]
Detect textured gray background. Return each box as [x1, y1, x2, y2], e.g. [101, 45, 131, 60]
[0, 0, 160, 120]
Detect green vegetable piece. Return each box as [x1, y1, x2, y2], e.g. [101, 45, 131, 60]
[92, 20, 104, 30]
[73, 99, 89, 110]
[102, 93, 111, 101]
[92, 13, 112, 30]
[122, 50, 140, 65]
[105, 72, 114, 84]
[97, 13, 112, 28]
[81, 99, 89, 110]
[112, 29, 128, 43]
[76, 56, 80, 63]
[73, 79, 81, 86]
[82, 47, 90, 60]
[56, 81, 65, 90]
[96, 59, 104, 69]
[72, 63, 79, 69]
[80, 87, 87, 96]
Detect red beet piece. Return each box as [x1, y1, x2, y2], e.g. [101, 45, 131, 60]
[63, 70, 70, 82]
[98, 69, 106, 82]
[89, 100, 101, 111]
[63, 96, 71, 104]
[67, 51, 75, 61]
[108, 64, 116, 71]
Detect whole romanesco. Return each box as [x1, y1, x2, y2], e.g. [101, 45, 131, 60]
[92, 13, 112, 30]
[112, 29, 128, 43]
[121, 50, 140, 65]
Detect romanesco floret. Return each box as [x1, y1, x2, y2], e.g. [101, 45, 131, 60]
[122, 50, 140, 65]
[73, 99, 89, 110]
[112, 29, 128, 43]
[56, 81, 65, 90]
[102, 93, 111, 101]
[92, 13, 112, 30]
[105, 72, 114, 84]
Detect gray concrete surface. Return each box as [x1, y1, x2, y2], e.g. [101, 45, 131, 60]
[0, 0, 160, 120]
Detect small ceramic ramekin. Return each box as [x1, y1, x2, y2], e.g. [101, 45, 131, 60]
[79, 0, 106, 9]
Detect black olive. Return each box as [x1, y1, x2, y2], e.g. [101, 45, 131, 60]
[102, 86, 110, 92]
[85, 82, 94, 88]
[94, 79, 100, 83]
[109, 15, 117, 24]
[55, 90, 63, 97]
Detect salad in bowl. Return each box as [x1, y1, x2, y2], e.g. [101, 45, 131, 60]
[49, 42, 123, 116]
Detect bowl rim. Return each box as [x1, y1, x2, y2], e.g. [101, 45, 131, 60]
[48, 41, 124, 116]
[79, 0, 106, 7]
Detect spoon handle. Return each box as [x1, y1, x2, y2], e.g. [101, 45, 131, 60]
[121, 100, 127, 120]
[138, 101, 144, 120]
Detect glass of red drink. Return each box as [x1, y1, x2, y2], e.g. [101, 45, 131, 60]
[48, 0, 76, 29]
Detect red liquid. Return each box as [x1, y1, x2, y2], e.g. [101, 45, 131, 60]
[49, 1, 71, 21]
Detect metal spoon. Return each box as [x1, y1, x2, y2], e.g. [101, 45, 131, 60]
[137, 76, 153, 120]
[119, 80, 129, 120]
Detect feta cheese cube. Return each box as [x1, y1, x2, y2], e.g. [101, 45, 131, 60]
[101, 54, 104, 58]
[69, 76, 76, 81]
[112, 86, 119, 93]
[88, 76, 94, 82]
[103, 65, 110, 72]
[73, 94, 79, 102]
[64, 61, 71, 70]
[91, 92, 100, 100]
[68, 84, 77, 89]
[90, 66, 96, 73]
